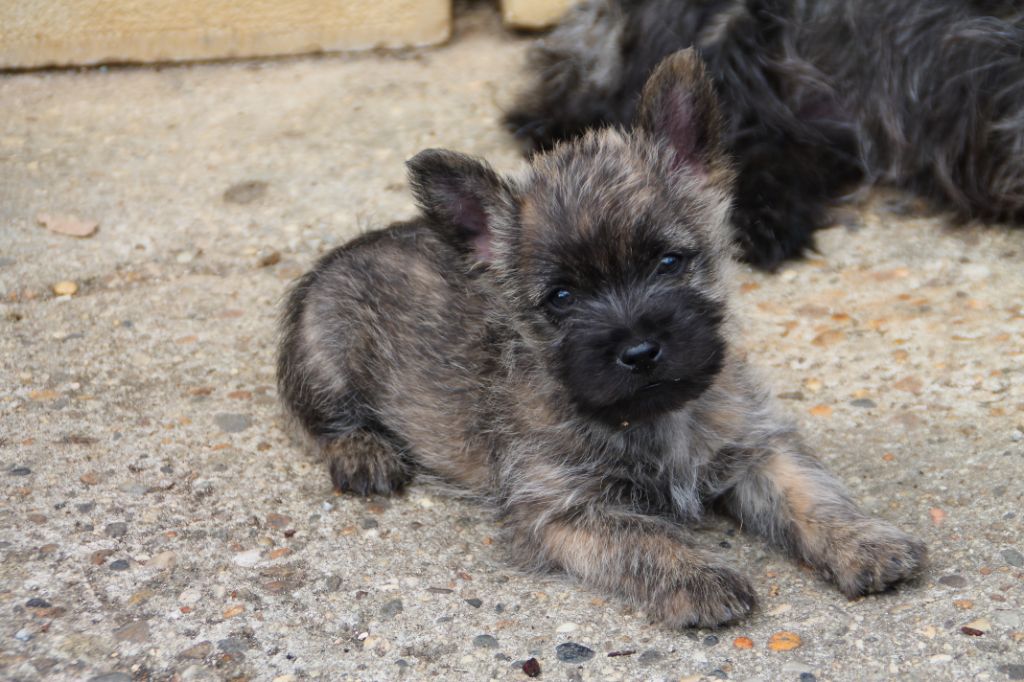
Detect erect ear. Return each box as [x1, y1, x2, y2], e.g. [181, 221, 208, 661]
[406, 149, 512, 263]
[635, 49, 728, 177]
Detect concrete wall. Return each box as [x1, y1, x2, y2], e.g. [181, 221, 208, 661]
[0, 0, 451, 69]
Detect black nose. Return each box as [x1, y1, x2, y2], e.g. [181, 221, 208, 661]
[618, 340, 662, 372]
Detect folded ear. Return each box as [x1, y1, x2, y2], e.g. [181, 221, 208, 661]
[635, 49, 728, 178]
[406, 149, 513, 263]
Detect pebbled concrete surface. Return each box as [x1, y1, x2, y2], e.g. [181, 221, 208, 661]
[2, 5, 1023, 682]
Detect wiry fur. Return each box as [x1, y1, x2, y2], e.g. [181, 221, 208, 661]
[506, 0, 1024, 269]
[278, 52, 925, 628]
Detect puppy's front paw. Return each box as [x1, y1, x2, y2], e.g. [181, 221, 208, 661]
[322, 434, 410, 497]
[823, 520, 927, 598]
[655, 564, 758, 628]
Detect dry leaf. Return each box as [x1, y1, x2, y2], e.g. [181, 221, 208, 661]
[767, 631, 801, 651]
[811, 329, 846, 347]
[37, 212, 98, 238]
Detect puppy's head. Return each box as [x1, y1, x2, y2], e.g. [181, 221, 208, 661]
[409, 50, 736, 424]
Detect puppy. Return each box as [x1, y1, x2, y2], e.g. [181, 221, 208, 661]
[277, 51, 925, 627]
[505, 0, 1024, 269]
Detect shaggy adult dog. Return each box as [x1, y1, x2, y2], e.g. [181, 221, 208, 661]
[278, 51, 925, 627]
[506, 0, 1024, 268]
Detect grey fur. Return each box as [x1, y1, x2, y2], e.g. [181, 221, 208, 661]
[506, 0, 1024, 268]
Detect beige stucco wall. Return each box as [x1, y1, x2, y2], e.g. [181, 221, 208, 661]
[501, 0, 577, 29]
[0, 0, 451, 69]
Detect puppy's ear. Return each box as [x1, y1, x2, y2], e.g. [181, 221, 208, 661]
[407, 149, 513, 263]
[635, 49, 728, 178]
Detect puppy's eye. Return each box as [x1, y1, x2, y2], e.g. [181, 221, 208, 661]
[546, 288, 576, 311]
[655, 253, 685, 275]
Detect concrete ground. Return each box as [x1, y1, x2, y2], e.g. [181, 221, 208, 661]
[2, 5, 1023, 682]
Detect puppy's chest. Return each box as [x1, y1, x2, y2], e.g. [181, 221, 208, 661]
[602, 427, 716, 521]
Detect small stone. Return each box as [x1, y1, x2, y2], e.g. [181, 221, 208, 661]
[783, 661, 814, 676]
[80, 472, 100, 485]
[223, 180, 268, 204]
[266, 513, 292, 529]
[1001, 548, 1024, 568]
[233, 549, 262, 567]
[381, 599, 403, 620]
[52, 280, 78, 296]
[15, 628, 32, 641]
[799, 674, 817, 682]
[473, 634, 499, 649]
[26, 598, 52, 608]
[965, 618, 992, 631]
[703, 635, 719, 647]
[258, 250, 282, 267]
[9, 466, 31, 476]
[767, 631, 802, 651]
[113, 621, 150, 643]
[850, 398, 876, 408]
[522, 657, 542, 677]
[223, 605, 245, 619]
[218, 638, 248, 653]
[994, 611, 1024, 629]
[939, 574, 968, 588]
[214, 413, 252, 433]
[996, 664, 1024, 680]
[708, 670, 728, 680]
[465, 598, 482, 608]
[179, 641, 213, 659]
[149, 551, 177, 570]
[105, 522, 128, 538]
[88, 674, 131, 682]
[127, 589, 154, 606]
[556, 622, 578, 633]
[556, 642, 596, 663]
[361, 518, 379, 529]
[108, 559, 130, 571]
[76, 502, 95, 513]
[637, 649, 662, 664]
[953, 599, 974, 610]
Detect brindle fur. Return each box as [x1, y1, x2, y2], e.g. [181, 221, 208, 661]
[278, 51, 925, 628]
[505, 0, 1024, 269]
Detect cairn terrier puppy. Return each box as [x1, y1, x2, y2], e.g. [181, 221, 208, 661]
[278, 51, 925, 627]
[505, 0, 1024, 269]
